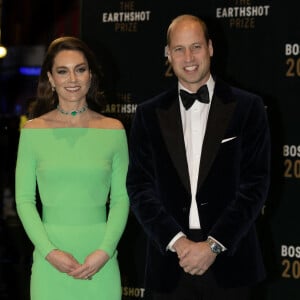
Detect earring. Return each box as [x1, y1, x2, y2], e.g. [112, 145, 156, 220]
[52, 86, 55, 92]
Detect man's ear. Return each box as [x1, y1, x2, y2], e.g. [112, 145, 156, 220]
[165, 46, 171, 63]
[208, 39, 214, 57]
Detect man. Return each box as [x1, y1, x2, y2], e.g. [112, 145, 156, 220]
[126, 14, 270, 300]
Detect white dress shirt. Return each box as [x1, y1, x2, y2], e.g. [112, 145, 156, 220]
[167, 75, 217, 251]
[179, 76, 214, 229]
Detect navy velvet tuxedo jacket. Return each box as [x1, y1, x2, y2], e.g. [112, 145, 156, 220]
[126, 78, 270, 291]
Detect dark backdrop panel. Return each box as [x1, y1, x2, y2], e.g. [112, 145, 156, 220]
[81, 1, 300, 299]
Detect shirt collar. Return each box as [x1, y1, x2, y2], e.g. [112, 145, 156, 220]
[178, 74, 215, 102]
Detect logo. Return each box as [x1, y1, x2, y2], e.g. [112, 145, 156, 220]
[101, 1, 151, 32]
[216, 1, 271, 29]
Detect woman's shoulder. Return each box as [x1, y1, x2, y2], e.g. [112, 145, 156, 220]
[23, 117, 46, 129]
[90, 112, 124, 129]
[23, 111, 55, 129]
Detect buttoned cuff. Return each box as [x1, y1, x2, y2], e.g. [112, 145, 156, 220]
[166, 232, 187, 252]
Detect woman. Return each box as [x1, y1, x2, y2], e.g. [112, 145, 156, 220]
[15, 36, 129, 300]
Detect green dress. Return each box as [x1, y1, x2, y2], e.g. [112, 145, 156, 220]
[15, 128, 129, 300]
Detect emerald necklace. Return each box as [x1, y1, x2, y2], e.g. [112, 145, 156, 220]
[57, 104, 88, 117]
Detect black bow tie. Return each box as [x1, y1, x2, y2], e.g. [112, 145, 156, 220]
[180, 85, 209, 110]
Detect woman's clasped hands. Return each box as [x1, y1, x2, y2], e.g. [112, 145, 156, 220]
[46, 249, 109, 280]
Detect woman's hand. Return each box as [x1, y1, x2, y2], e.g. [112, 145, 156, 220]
[46, 249, 81, 273]
[67, 250, 110, 280]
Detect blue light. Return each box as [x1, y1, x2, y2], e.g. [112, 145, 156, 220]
[19, 66, 41, 76]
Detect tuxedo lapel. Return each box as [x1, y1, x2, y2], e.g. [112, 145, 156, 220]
[197, 90, 236, 191]
[155, 81, 237, 194]
[156, 95, 191, 193]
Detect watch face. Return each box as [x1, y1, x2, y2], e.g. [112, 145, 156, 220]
[207, 238, 222, 254]
[211, 242, 222, 254]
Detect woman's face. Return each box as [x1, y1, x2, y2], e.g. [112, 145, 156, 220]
[47, 50, 92, 104]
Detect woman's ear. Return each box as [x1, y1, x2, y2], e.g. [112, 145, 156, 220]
[47, 71, 55, 88]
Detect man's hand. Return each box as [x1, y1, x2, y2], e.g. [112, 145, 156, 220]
[173, 238, 217, 275]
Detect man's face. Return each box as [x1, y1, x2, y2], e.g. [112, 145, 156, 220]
[167, 20, 213, 92]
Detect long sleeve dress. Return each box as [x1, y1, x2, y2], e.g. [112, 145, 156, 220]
[15, 128, 129, 300]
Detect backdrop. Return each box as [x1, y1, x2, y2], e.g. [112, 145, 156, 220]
[81, 1, 300, 299]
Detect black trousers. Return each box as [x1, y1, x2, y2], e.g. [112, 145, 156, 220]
[145, 229, 252, 300]
[146, 275, 251, 300]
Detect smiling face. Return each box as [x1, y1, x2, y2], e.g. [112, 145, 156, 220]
[167, 18, 213, 92]
[47, 50, 92, 104]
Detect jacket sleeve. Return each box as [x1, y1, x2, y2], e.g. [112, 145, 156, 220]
[126, 106, 183, 254]
[209, 95, 271, 254]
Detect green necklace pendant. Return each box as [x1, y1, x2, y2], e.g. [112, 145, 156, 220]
[57, 104, 88, 116]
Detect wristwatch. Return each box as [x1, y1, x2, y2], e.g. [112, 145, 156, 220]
[207, 237, 222, 255]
